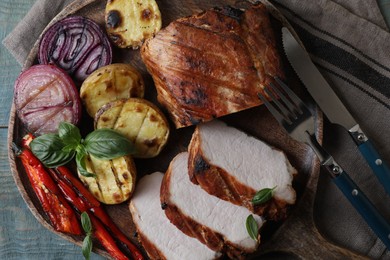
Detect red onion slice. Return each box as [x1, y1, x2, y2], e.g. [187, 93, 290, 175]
[38, 16, 112, 82]
[14, 65, 82, 135]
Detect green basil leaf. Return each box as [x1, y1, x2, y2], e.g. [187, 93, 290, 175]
[58, 122, 82, 148]
[245, 215, 259, 241]
[252, 186, 276, 205]
[82, 234, 93, 260]
[81, 212, 92, 234]
[30, 134, 75, 168]
[62, 144, 76, 153]
[76, 152, 95, 178]
[84, 129, 135, 160]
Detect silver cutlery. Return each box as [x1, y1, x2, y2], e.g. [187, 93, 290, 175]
[258, 77, 390, 249]
[282, 27, 390, 197]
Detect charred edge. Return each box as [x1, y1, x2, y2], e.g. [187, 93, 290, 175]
[143, 138, 158, 148]
[149, 114, 158, 122]
[106, 10, 122, 29]
[161, 202, 168, 210]
[130, 86, 141, 97]
[253, 199, 290, 221]
[136, 229, 165, 260]
[165, 202, 224, 252]
[193, 155, 210, 174]
[109, 33, 125, 46]
[110, 160, 126, 203]
[183, 92, 207, 106]
[213, 5, 244, 21]
[166, 201, 251, 258]
[225, 243, 248, 260]
[184, 56, 208, 71]
[141, 8, 153, 21]
[105, 80, 113, 90]
[189, 116, 202, 126]
[213, 166, 244, 205]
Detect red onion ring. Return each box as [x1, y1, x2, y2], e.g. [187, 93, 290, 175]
[38, 16, 112, 82]
[14, 65, 82, 135]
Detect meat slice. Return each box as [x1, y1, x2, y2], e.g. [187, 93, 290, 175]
[160, 152, 263, 259]
[188, 120, 297, 221]
[141, 3, 283, 128]
[130, 172, 220, 260]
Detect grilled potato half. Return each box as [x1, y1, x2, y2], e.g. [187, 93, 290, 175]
[79, 155, 136, 204]
[95, 98, 169, 158]
[105, 0, 162, 48]
[80, 63, 145, 117]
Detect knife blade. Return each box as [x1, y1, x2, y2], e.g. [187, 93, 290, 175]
[281, 27, 390, 196]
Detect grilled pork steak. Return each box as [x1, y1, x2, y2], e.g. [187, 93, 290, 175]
[160, 152, 263, 259]
[141, 3, 283, 128]
[129, 172, 220, 260]
[188, 120, 297, 221]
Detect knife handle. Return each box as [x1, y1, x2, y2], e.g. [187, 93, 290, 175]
[331, 169, 390, 249]
[358, 140, 390, 195]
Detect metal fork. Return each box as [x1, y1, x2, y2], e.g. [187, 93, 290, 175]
[258, 77, 390, 249]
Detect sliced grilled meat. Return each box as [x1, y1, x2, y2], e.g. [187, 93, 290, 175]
[160, 152, 263, 259]
[188, 120, 297, 221]
[130, 172, 220, 260]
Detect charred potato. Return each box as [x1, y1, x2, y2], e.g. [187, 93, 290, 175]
[95, 98, 169, 158]
[79, 154, 136, 204]
[105, 0, 162, 48]
[80, 63, 144, 117]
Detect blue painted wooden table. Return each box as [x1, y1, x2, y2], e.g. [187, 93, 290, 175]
[0, 0, 389, 259]
[0, 1, 101, 259]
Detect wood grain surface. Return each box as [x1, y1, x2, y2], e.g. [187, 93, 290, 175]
[1, 0, 390, 260]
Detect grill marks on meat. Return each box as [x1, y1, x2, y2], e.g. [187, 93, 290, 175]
[141, 3, 283, 128]
[188, 121, 297, 221]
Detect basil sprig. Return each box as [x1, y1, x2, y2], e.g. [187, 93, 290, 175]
[84, 129, 135, 159]
[252, 186, 277, 205]
[30, 122, 135, 176]
[246, 214, 259, 241]
[29, 133, 75, 168]
[81, 212, 93, 260]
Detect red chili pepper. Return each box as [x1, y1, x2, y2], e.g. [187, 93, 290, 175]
[47, 168, 144, 260]
[91, 207, 144, 260]
[88, 212, 129, 260]
[15, 144, 82, 235]
[22, 133, 100, 209]
[52, 167, 143, 259]
[47, 168, 88, 212]
[56, 166, 100, 208]
[22, 134, 144, 260]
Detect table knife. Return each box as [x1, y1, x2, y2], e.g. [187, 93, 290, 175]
[282, 27, 390, 196]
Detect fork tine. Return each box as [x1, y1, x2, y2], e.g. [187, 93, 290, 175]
[257, 91, 291, 125]
[263, 86, 293, 123]
[269, 80, 302, 118]
[259, 77, 314, 128]
[274, 77, 304, 114]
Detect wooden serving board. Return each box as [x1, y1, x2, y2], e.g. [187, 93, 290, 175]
[7, 0, 367, 259]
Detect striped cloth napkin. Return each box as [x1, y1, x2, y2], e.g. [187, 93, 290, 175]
[273, 0, 390, 258]
[3, 0, 390, 258]
[2, 0, 73, 65]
